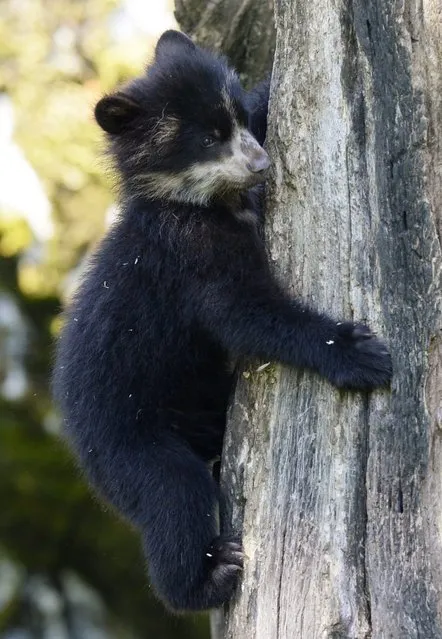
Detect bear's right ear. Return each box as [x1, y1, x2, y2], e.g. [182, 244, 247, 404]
[155, 30, 196, 60]
[94, 93, 141, 134]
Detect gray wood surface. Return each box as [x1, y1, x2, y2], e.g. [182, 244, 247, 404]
[174, 0, 275, 87]
[218, 1, 442, 637]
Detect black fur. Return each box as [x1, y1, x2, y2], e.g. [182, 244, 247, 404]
[52, 31, 392, 612]
[245, 76, 271, 146]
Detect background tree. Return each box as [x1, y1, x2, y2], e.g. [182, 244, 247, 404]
[174, 0, 275, 87]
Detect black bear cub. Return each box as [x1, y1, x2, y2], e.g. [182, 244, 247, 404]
[53, 30, 392, 611]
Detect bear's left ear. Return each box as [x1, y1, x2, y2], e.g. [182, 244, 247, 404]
[94, 93, 141, 134]
[155, 30, 196, 60]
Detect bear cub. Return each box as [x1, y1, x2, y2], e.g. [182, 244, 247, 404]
[53, 30, 392, 612]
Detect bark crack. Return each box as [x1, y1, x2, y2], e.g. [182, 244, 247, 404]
[276, 517, 288, 638]
[345, 142, 355, 318]
[362, 395, 372, 635]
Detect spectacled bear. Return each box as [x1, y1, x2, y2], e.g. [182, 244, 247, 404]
[52, 30, 392, 612]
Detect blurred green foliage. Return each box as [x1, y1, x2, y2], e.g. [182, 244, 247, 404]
[0, 1, 209, 636]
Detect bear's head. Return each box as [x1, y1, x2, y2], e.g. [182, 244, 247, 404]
[95, 30, 270, 206]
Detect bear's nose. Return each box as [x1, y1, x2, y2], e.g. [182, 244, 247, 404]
[247, 150, 270, 174]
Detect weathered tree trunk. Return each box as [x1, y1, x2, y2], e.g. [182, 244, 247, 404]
[174, 0, 275, 86]
[217, 0, 442, 638]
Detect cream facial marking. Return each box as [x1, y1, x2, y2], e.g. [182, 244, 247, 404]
[227, 125, 270, 179]
[126, 114, 180, 170]
[221, 85, 236, 121]
[150, 115, 180, 148]
[131, 125, 269, 205]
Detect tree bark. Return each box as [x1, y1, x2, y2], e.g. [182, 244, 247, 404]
[218, 1, 442, 638]
[174, 0, 275, 87]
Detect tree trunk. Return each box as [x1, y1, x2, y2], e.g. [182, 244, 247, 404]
[218, 1, 442, 638]
[174, 0, 275, 87]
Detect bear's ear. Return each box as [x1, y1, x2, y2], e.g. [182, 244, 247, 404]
[94, 93, 141, 134]
[155, 30, 196, 60]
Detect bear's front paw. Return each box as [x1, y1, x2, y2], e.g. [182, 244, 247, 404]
[325, 322, 392, 390]
[204, 535, 243, 603]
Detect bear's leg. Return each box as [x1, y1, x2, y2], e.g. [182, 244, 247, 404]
[139, 435, 243, 611]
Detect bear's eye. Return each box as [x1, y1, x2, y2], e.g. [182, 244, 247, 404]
[201, 135, 216, 148]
